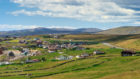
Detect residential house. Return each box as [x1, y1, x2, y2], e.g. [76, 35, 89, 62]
[80, 53, 90, 58]
[42, 45, 48, 49]
[66, 44, 77, 49]
[76, 55, 80, 58]
[21, 48, 30, 56]
[93, 50, 105, 55]
[56, 55, 73, 60]
[0, 62, 12, 65]
[19, 40, 26, 44]
[76, 53, 90, 59]
[29, 50, 41, 56]
[121, 50, 136, 56]
[36, 40, 43, 47]
[48, 45, 61, 53]
[26, 59, 40, 63]
[33, 38, 40, 41]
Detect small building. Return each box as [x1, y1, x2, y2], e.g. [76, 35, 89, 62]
[36, 40, 43, 46]
[33, 38, 40, 41]
[48, 49, 57, 53]
[80, 53, 90, 58]
[26, 59, 40, 63]
[93, 51, 105, 55]
[76, 55, 80, 58]
[56, 55, 73, 60]
[0, 62, 12, 65]
[56, 55, 67, 60]
[42, 45, 48, 49]
[30, 50, 41, 56]
[121, 50, 136, 56]
[19, 40, 26, 44]
[48, 45, 61, 53]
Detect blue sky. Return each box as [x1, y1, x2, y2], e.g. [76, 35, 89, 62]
[0, 0, 140, 31]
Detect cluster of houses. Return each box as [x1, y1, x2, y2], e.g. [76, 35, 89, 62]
[0, 36, 139, 66]
[47, 44, 85, 53]
[55, 50, 105, 60]
[0, 47, 41, 61]
[6, 49, 41, 57]
[14, 37, 97, 55]
[55, 49, 139, 61]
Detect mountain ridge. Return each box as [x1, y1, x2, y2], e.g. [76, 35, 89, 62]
[0, 27, 102, 37]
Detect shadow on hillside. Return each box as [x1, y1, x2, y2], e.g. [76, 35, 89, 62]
[104, 34, 140, 42]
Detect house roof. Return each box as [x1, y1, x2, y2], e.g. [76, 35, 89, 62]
[121, 50, 136, 54]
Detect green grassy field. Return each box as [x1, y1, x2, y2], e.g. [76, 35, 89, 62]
[0, 34, 140, 79]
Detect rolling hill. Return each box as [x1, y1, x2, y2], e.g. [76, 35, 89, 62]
[98, 26, 140, 35]
[0, 27, 102, 37]
[1, 26, 140, 36]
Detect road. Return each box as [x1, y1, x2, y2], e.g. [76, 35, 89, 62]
[102, 42, 125, 50]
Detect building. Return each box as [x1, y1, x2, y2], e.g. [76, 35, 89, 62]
[93, 50, 105, 55]
[80, 53, 90, 58]
[56, 55, 73, 60]
[76, 55, 80, 58]
[48, 45, 61, 53]
[121, 50, 136, 56]
[26, 59, 40, 63]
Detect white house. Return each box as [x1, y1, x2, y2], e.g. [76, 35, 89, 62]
[93, 51, 105, 55]
[76, 55, 80, 58]
[56, 55, 73, 60]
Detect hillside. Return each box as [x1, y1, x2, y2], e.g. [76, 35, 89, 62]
[0, 34, 140, 79]
[98, 26, 140, 35]
[0, 27, 102, 37]
[61, 34, 140, 51]
[112, 39, 140, 51]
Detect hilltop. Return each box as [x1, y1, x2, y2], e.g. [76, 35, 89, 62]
[97, 26, 140, 35]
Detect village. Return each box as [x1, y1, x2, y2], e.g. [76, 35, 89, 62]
[0, 34, 139, 79]
[0, 35, 138, 66]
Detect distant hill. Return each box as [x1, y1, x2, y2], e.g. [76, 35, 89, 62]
[97, 26, 140, 35]
[0, 27, 102, 37]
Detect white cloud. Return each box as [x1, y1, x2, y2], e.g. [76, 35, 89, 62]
[47, 26, 76, 29]
[11, 0, 139, 22]
[11, 9, 49, 16]
[0, 24, 76, 31]
[133, 21, 140, 25]
[0, 24, 39, 31]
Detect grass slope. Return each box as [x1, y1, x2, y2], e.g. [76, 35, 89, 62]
[98, 26, 140, 35]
